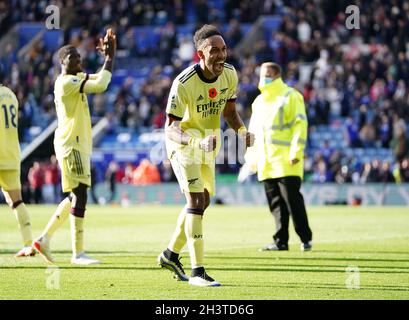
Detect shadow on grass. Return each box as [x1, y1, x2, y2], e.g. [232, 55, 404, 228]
[226, 282, 409, 293]
[230, 263, 409, 270]
[0, 265, 159, 271]
[0, 250, 139, 255]
[206, 255, 409, 263]
[2, 265, 408, 275]
[315, 249, 409, 255]
[210, 267, 409, 274]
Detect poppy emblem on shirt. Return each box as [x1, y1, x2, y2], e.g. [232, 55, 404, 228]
[209, 88, 217, 99]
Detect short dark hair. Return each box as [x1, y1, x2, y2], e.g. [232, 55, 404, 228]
[193, 24, 223, 49]
[261, 62, 282, 77]
[57, 45, 76, 64]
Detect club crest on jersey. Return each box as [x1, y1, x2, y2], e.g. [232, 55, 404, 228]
[209, 88, 217, 99]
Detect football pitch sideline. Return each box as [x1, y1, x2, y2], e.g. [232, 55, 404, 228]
[0, 205, 408, 300]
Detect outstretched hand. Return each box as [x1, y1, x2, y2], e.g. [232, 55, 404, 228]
[96, 28, 116, 59]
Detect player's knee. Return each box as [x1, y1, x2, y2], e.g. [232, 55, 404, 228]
[11, 200, 24, 209]
[3, 190, 22, 208]
[186, 193, 205, 210]
[71, 184, 88, 209]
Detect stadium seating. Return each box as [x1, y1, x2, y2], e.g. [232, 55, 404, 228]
[0, 0, 407, 185]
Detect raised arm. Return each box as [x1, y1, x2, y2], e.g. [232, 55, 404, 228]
[80, 29, 116, 94]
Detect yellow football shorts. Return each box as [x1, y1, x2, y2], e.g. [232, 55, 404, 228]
[0, 169, 21, 191]
[59, 149, 91, 193]
[170, 151, 215, 196]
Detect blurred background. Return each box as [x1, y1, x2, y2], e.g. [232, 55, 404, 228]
[0, 0, 408, 205]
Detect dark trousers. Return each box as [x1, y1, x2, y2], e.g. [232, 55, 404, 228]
[32, 187, 43, 204]
[263, 176, 312, 246]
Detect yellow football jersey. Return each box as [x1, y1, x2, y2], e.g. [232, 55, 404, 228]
[53, 72, 92, 157]
[0, 84, 20, 169]
[165, 63, 238, 159]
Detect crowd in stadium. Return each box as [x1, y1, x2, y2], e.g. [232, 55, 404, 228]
[1, 0, 409, 190]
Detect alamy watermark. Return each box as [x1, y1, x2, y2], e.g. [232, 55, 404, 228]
[45, 265, 60, 290]
[345, 5, 360, 30]
[149, 128, 249, 166]
[45, 5, 60, 29]
[345, 266, 360, 289]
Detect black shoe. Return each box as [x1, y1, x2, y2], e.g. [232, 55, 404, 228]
[157, 252, 189, 281]
[189, 268, 221, 287]
[301, 241, 312, 252]
[259, 243, 289, 251]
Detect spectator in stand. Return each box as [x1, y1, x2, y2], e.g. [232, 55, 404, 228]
[309, 91, 330, 125]
[28, 161, 45, 204]
[335, 165, 352, 184]
[319, 140, 333, 163]
[359, 122, 377, 148]
[122, 163, 135, 184]
[379, 161, 395, 183]
[312, 159, 332, 183]
[369, 159, 382, 183]
[390, 124, 409, 162]
[379, 114, 392, 148]
[105, 161, 119, 204]
[44, 155, 61, 204]
[345, 116, 361, 148]
[151, 105, 166, 128]
[360, 162, 373, 184]
[132, 159, 161, 185]
[399, 158, 409, 183]
[3, 0, 409, 184]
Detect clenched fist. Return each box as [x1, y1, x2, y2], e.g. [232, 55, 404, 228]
[239, 130, 255, 148]
[199, 135, 217, 152]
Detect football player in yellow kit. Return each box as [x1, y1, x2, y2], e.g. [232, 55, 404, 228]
[33, 29, 116, 265]
[158, 25, 254, 286]
[0, 83, 35, 257]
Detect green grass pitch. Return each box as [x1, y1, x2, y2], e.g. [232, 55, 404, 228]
[1, 204, 408, 300]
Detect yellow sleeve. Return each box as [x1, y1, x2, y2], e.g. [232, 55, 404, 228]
[227, 67, 238, 101]
[88, 73, 98, 80]
[82, 70, 112, 94]
[61, 75, 83, 96]
[77, 72, 98, 80]
[288, 91, 308, 161]
[61, 71, 112, 96]
[166, 80, 187, 119]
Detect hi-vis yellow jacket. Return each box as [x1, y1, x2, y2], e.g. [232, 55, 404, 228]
[245, 77, 308, 180]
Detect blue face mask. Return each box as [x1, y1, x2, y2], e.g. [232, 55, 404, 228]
[258, 77, 274, 90]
